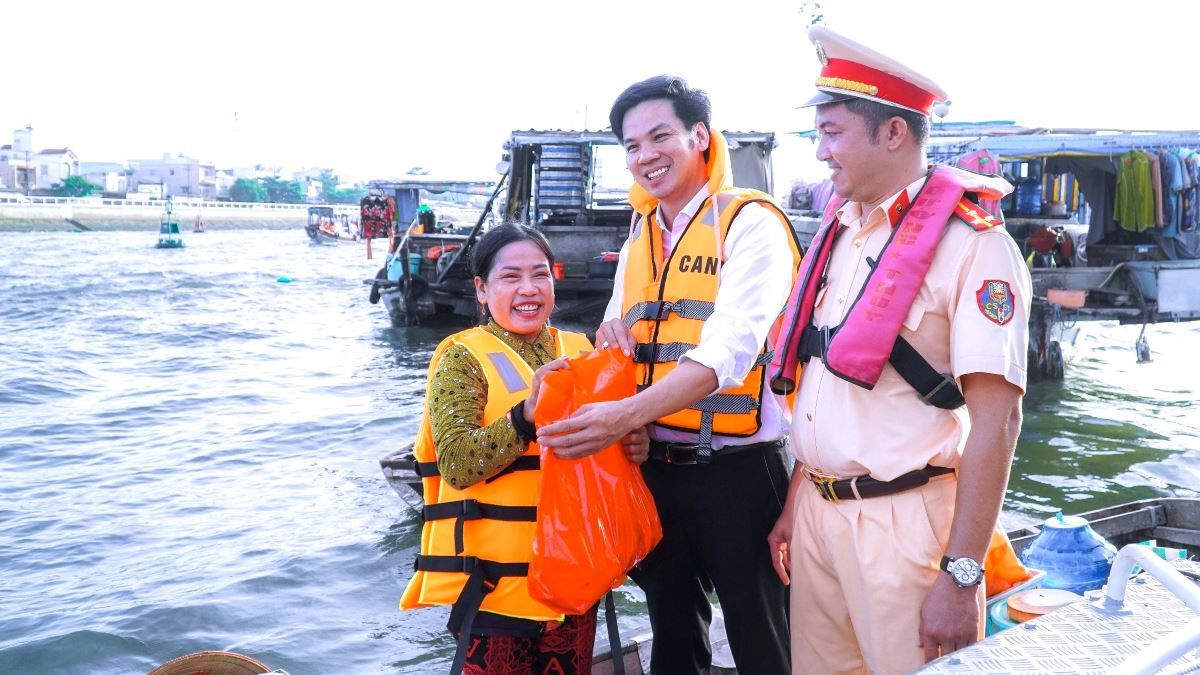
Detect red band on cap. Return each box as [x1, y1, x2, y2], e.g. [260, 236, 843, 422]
[818, 58, 936, 114]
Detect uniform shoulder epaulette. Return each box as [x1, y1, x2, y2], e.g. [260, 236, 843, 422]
[954, 197, 1002, 232]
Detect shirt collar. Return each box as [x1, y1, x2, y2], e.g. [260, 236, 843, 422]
[835, 174, 925, 233]
[485, 319, 554, 366]
[657, 184, 712, 229]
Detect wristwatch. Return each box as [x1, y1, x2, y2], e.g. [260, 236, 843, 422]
[940, 555, 985, 588]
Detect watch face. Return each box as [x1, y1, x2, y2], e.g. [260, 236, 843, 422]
[949, 558, 981, 586]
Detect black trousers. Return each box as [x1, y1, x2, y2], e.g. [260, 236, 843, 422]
[629, 444, 791, 675]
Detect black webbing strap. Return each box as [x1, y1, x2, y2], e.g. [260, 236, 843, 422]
[632, 341, 696, 364]
[889, 336, 965, 409]
[422, 500, 537, 554]
[485, 455, 540, 483]
[414, 555, 530, 675]
[413, 456, 540, 482]
[604, 590, 625, 675]
[622, 299, 715, 329]
[793, 325, 964, 409]
[697, 411, 715, 462]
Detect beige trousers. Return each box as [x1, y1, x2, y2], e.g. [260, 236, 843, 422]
[789, 474, 984, 675]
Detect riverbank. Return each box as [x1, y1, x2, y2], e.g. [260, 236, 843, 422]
[0, 217, 307, 232]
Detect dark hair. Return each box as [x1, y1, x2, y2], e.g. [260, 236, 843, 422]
[471, 222, 555, 279]
[471, 222, 555, 323]
[839, 98, 929, 146]
[608, 75, 712, 144]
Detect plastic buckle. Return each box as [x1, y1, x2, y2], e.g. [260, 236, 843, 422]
[664, 443, 699, 465]
[459, 499, 481, 520]
[656, 301, 675, 320]
[819, 325, 834, 359]
[920, 373, 956, 406]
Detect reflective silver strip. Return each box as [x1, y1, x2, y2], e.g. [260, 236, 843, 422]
[622, 300, 715, 328]
[690, 393, 758, 414]
[485, 352, 528, 395]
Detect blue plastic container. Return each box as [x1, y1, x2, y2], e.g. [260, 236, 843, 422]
[1015, 179, 1044, 216]
[1018, 514, 1117, 594]
[408, 253, 422, 275]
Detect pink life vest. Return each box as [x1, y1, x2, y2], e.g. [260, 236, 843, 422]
[770, 165, 1011, 395]
[952, 150, 1003, 215]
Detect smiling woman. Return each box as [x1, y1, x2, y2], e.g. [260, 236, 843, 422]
[398, 223, 607, 674]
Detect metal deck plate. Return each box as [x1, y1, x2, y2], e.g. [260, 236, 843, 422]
[917, 559, 1200, 674]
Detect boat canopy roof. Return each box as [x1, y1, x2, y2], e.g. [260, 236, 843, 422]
[795, 121, 1200, 160]
[368, 179, 496, 196]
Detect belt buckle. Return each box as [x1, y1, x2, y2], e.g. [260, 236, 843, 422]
[804, 465, 841, 502]
[664, 443, 699, 465]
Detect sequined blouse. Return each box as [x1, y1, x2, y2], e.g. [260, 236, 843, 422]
[429, 320, 557, 489]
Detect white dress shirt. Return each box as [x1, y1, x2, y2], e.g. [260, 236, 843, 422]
[604, 185, 795, 448]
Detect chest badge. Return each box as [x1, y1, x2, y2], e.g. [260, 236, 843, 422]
[976, 279, 1015, 326]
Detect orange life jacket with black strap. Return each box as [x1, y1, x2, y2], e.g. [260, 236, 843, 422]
[620, 188, 802, 456]
[400, 325, 592, 672]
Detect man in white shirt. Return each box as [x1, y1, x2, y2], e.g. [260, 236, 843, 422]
[537, 75, 800, 674]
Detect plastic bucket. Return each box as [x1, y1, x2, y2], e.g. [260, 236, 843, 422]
[408, 253, 422, 275]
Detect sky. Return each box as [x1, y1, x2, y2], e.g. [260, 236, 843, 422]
[5, 0, 1199, 192]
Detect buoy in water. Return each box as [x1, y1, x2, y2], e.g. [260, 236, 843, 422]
[277, 276, 292, 283]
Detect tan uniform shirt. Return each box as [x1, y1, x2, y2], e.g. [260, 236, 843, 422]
[789, 175, 1032, 481]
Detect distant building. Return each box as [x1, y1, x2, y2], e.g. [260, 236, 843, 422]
[0, 125, 36, 192]
[32, 148, 80, 190]
[129, 153, 217, 200]
[80, 161, 131, 194]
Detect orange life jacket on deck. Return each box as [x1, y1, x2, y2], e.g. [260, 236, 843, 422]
[400, 325, 592, 623]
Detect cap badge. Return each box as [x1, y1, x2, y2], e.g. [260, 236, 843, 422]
[814, 40, 828, 66]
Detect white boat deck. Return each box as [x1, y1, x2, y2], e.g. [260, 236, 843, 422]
[916, 559, 1200, 674]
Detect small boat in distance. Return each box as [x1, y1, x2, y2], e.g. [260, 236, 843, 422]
[155, 196, 185, 249]
[306, 206, 358, 244]
[193, 212, 206, 233]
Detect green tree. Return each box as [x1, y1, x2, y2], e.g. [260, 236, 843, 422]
[261, 176, 304, 203]
[52, 175, 101, 197]
[229, 177, 266, 202]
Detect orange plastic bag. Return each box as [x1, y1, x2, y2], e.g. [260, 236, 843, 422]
[529, 347, 663, 615]
[985, 522, 1036, 597]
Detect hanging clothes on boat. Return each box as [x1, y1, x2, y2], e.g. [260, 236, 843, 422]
[1160, 149, 1184, 237]
[1140, 150, 1164, 227]
[359, 194, 391, 239]
[1114, 150, 1154, 232]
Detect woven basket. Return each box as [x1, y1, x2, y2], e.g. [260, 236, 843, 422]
[148, 650, 271, 675]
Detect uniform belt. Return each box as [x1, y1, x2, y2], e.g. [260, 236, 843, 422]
[804, 464, 955, 502]
[648, 439, 784, 465]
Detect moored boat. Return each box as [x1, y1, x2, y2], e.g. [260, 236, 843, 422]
[364, 130, 798, 329]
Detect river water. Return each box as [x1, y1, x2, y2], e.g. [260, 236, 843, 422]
[1, 229, 1197, 674]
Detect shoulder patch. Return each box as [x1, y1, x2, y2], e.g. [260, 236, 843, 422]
[976, 280, 1015, 325]
[955, 198, 1002, 231]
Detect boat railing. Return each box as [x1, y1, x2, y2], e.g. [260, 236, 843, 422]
[1105, 544, 1200, 675]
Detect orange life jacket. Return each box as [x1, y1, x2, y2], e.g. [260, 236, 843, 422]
[400, 325, 592, 623]
[620, 188, 801, 443]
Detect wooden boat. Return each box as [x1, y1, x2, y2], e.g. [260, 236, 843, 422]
[381, 446, 1200, 674]
[305, 206, 358, 244]
[364, 130, 800, 329]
